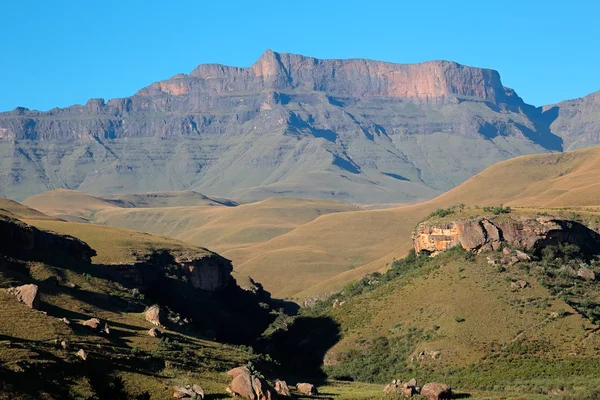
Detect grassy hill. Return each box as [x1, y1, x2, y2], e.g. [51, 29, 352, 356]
[282, 218, 600, 399]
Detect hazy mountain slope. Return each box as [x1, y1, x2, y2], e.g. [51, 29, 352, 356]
[545, 89, 600, 151]
[22, 189, 119, 221]
[93, 197, 359, 253]
[0, 51, 567, 203]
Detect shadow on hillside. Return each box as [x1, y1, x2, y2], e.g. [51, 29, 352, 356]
[262, 315, 341, 384]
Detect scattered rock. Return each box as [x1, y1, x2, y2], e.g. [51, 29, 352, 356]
[10, 284, 40, 309]
[145, 305, 165, 326]
[515, 250, 531, 261]
[148, 328, 162, 338]
[550, 312, 560, 319]
[561, 265, 578, 277]
[82, 318, 101, 330]
[510, 281, 520, 289]
[77, 349, 87, 361]
[173, 384, 204, 399]
[274, 379, 290, 396]
[510, 256, 519, 264]
[420, 383, 452, 400]
[60, 340, 68, 349]
[502, 247, 511, 256]
[61, 317, 71, 325]
[296, 383, 318, 396]
[577, 268, 596, 281]
[103, 323, 110, 335]
[229, 372, 278, 400]
[517, 280, 528, 288]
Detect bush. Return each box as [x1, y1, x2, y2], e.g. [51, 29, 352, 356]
[426, 207, 455, 219]
[483, 205, 512, 215]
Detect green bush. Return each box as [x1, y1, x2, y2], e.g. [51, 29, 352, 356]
[483, 204, 512, 215]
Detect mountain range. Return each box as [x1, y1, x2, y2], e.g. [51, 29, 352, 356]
[0, 50, 599, 203]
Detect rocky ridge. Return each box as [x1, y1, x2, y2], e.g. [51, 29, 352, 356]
[0, 50, 580, 203]
[413, 215, 600, 255]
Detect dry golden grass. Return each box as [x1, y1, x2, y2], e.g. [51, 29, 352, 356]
[0, 198, 56, 220]
[17, 147, 600, 301]
[22, 189, 119, 220]
[24, 219, 211, 265]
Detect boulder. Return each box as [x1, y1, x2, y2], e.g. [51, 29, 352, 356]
[420, 383, 451, 400]
[561, 265, 578, 277]
[61, 317, 71, 325]
[296, 383, 318, 396]
[148, 328, 162, 338]
[229, 372, 278, 400]
[173, 384, 204, 399]
[274, 380, 290, 396]
[77, 349, 87, 361]
[502, 247, 511, 256]
[227, 366, 252, 378]
[577, 268, 596, 281]
[510, 281, 520, 289]
[12, 284, 40, 309]
[517, 280, 528, 288]
[145, 305, 165, 326]
[515, 250, 530, 261]
[82, 318, 101, 330]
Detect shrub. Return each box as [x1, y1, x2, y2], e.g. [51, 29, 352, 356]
[483, 204, 512, 215]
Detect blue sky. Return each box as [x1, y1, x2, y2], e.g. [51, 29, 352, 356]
[1, 0, 598, 111]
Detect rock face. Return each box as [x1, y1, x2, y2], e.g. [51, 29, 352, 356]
[544, 90, 600, 151]
[175, 254, 233, 291]
[413, 216, 600, 256]
[0, 51, 569, 204]
[11, 284, 40, 309]
[0, 215, 95, 264]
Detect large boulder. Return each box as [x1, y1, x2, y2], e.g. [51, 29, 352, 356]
[578, 268, 596, 281]
[11, 284, 40, 309]
[144, 305, 165, 326]
[82, 318, 102, 330]
[274, 380, 290, 397]
[227, 366, 252, 378]
[228, 372, 278, 400]
[296, 383, 318, 396]
[420, 383, 452, 400]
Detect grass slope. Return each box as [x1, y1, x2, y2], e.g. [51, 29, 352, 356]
[22, 189, 119, 222]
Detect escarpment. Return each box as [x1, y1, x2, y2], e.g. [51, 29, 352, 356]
[413, 215, 600, 256]
[0, 214, 96, 263]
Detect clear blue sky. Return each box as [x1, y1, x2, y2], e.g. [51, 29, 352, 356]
[1, 0, 598, 111]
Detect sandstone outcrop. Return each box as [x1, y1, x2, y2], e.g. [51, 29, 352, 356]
[413, 216, 600, 256]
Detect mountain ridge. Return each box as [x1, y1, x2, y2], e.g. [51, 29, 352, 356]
[0, 50, 597, 203]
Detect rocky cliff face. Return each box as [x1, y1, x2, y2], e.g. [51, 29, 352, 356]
[543, 90, 600, 151]
[0, 214, 96, 263]
[413, 215, 600, 255]
[0, 51, 571, 203]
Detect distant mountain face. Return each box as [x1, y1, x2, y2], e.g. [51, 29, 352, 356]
[543, 90, 600, 151]
[0, 50, 594, 203]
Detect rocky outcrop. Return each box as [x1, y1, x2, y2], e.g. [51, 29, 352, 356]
[227, 370, 278, 400]
[0, 215, 95, 263]
[274, 380, 290, 397]
[413, 215, 600, 256]
[175, 254, 232, 291]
